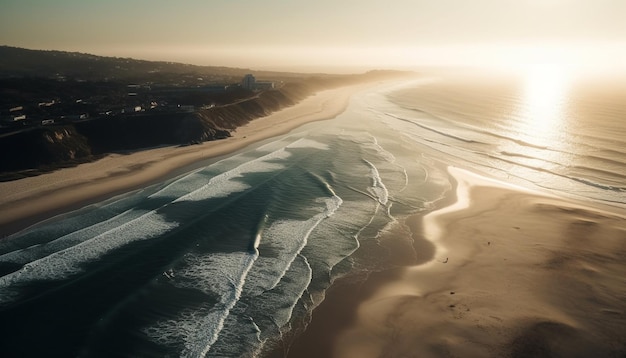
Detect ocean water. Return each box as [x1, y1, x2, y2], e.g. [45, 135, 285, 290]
[0, 68, 624, 357]
[385, 68, 626, 206]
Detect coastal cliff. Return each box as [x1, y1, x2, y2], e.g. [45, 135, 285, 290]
[0, 46, 412, 179]
[0, 81, 333, 178]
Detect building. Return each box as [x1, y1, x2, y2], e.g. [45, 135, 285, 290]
[241, 74, 274, 91]
[241, 74, 256, 90]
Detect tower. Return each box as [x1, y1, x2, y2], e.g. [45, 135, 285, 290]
[241, 74, 256, 90]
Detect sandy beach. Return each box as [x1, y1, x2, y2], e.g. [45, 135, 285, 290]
[2, 78, 625, 358]
[283, 167, 626, 358]
[0, 82, 372, 237]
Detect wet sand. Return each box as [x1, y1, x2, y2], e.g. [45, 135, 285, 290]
[2, 80, 625, 357]
[283, 167, 626, 358]
[0, 83, 372, 237]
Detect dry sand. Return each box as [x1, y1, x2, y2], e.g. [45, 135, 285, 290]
[2, 80, 625, 357]
[0, 83, 372, 237]
[285, 167, 626, 358]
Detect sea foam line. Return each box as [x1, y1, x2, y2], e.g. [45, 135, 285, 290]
[0, 210, 178, 304]
[264, 195, 342, 294]
[364, 159, 389, 207]
[148, 148, 290, 202]
[181, 248, 260, 358]
[367, 133, 409, 193]
[173, 149, 291, 203]
[151, 137, 327, 202]
[0, 147, 285, 298]
[384, 112, 478, 144]
[1, 143, 292, 277]
[0, 208, 141, 265]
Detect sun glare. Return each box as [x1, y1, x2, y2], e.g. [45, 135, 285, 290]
[522, 64, 569, 131]
[497, 63, 574, 169]
[516, 64, 571, 148]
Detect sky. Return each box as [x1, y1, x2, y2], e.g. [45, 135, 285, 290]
[1, 0, 625, 72]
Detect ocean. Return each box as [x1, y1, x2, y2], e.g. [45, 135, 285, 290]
[0, 67, 624, 357]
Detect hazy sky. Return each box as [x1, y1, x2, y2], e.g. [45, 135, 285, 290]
[1, 0, 625, 71]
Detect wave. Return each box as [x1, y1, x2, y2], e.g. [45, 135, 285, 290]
[285, 138, 330, 150]
[0, 208, 143, 266]
[0, 137, 335, 307]
[384, 112, 480, 144]
[179, 249, 259, 358]
[567, 164, 626, 185]
[253, 136, 329, 153]
[0, 194, 143, 256]
[144, 192, 342, 357]
[250, 195, 342, 296]
[0, 210, 177, 305]
[0, 79, 494, 357]
[150, 137, 329, 204]
[153, 152, 289, 203]
[483, 153, 626, 198]
[568, 176, 626, 193]
[367, 133, 409, 193]
[364, 159, 389, 206]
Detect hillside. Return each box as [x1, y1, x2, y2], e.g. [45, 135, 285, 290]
[0, 46, 308, 82]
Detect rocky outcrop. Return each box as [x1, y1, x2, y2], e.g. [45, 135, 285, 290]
[0, 126, 92, 174]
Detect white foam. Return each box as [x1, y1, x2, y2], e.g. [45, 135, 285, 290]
[0, 211, 177, 304]
[368, 133, 410, 193]
[0, 209, 143, 265]
[254, 195, 342, 295]
[286, 138, 329, 150]
[145, 194, 342, 357]
[255, 136, 329, 153]
[148, 167, 207, 200]
[174, 149, 291, 203]
[179, 251, 258, 358]
[305, 198, 369, 266]
[150, 145, 291, 202]
[364, 159, 389, 206]
[144, 247, 259, 358]
[174, 178, 252, 203]
[209, 254, 313, 357]
[254, 137, 294, 152]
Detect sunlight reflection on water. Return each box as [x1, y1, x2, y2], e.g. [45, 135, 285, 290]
[503, 64, 574, 167]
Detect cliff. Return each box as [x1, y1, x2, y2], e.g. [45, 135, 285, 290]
[0, 126, 93, 175]
[0, 81, 320, 179]
[0, 57, 413, 180]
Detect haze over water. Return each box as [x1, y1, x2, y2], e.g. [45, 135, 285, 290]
[0, 66, 624, 356]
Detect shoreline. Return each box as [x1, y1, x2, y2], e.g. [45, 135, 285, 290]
[282, 166, 626, 358]
[2, 76, 624, 357]
[0, 82, 373, 238]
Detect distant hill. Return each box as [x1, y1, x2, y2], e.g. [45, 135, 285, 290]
[0, 46, 306, 82]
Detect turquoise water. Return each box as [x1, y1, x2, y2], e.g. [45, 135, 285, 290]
[0, 70, 623, 357]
